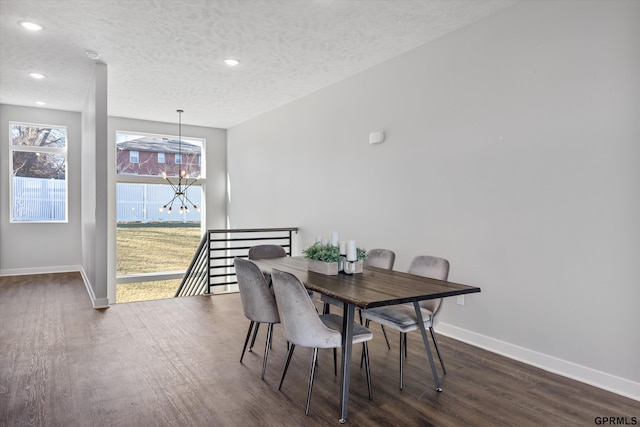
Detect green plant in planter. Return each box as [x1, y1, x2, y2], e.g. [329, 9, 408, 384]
[303, 242, 368, 262]
[303, 242, 340, 263]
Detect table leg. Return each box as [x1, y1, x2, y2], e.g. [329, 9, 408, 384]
[413, 302, 442, 392]
[339, 303, 355, 423]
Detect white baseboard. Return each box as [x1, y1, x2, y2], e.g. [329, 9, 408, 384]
[78, 268, 109, 309]
[0, 265, 109, 309]
[437, 322, 640, 402]
[0, 265, 83, 276]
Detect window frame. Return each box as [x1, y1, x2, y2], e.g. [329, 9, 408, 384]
[114, 129, 206, 290]
[9, 121, 69, 223]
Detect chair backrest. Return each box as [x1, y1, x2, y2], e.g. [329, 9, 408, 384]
[408, 255, 450, 318]
[271, 269, 342, 349]
[234, 258, 280, 324]
[248, 244, 286, 260]
[364, 248, 395, 270]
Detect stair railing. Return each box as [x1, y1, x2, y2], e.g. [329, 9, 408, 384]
[175, 227, 298, 297]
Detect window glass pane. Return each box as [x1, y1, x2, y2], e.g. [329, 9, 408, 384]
[116, 182, 201, 222]
[130, 151, 139, 164]
[116, 132, 202, 178]
[116, 221, 201, 275]
[11, 123, 66, 148]
[12, 152, 67, 222]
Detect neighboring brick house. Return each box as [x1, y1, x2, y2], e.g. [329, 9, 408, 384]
[116, 136, 201, 177]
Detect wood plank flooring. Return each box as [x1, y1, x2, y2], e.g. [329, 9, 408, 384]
[1, 272, 638, 426]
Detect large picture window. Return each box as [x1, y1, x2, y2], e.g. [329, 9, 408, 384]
[10, 122, 68, 223]
[115, 130, 205, 303]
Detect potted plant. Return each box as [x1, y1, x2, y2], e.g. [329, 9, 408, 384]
[303, 242, 367, 275]
[303, 242, 341, 275]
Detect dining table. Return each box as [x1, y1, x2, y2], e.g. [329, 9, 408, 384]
[251, 256, 481, 423]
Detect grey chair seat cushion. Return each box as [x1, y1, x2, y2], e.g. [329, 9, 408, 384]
[320, 313, 373, 344]
[361, 304, 433, 333]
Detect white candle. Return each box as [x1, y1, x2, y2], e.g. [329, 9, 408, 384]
[346, 240, 357, 261]
[330, 231, 339, 247]
[339, 241, 346, 255]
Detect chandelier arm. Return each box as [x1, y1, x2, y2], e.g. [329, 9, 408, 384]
[182, 178, 199, 191]
[164, 177, 180, 193]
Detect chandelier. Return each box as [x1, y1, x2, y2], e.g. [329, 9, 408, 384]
[159, 109, 200, 215]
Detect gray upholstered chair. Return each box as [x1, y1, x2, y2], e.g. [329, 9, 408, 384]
[248, 244, 286, 260]
[321, 248, 395, 348]
[360, 255, 449, 390]
[245, 244, 287, 351]
[271, 269, 373, 416]
[235, 257, 280, 380]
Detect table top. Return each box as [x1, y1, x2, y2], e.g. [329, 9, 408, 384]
[251, 256, 481, 309]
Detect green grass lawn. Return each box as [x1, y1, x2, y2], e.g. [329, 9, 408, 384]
[116, 222, 201, 303]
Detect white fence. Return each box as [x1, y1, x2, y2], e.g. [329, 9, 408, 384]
[116, 183, 201, 222]
[13, 176, 66, 222]
[12, 177, 201, 223]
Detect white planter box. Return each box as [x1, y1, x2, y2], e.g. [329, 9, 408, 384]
[307, 259, 339, 275]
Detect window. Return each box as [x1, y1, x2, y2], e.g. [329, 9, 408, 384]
[175, 153, 182, 164]
[10, 122, 68, 222]
[130, 151, 139, 164]
[115, 130, 205, 303]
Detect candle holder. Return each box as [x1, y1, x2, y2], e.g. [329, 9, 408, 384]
[343, 258, 363, 274]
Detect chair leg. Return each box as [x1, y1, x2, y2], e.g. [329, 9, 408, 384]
[404, 332, 408, 358]
[278, 344, 296, 390]
[322, 302, 330, 314]
[429, 327, 446, 375]
[333, 348, 337, 376]
[381, 325, 391, 349]
[363, 342, 372, 399]
[261, 323, 274, 380]
[249, 322, 261, 351]
[240, 320, 255, 363]
[305, 348, 319, 415]
[399, 332, 405, 390]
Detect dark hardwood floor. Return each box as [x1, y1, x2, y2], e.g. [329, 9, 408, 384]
[1, 272, 637, 426]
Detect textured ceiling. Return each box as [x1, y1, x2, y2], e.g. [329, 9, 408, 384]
[0, 0, 516, 129]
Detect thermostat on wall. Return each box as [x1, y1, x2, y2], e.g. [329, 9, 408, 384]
[369, 131, 385, 145]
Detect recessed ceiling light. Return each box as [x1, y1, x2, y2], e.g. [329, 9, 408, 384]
[29, 72, 46, 79]
[224, 58, 240, 66]
[35, 101, 47, 106]
[86, 50, 100, 61]
[19, 21, 43, 31]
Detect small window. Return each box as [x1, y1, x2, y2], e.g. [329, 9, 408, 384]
[10, 122, 68, 222]
[175, 153, 182, 165]
[130, 151, 139, 164]
[158, 152, 165, 163]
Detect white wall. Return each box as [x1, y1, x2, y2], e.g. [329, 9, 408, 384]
[80, 62, 109, 308]
[227, 0, 640, 399]
[0, 104, 83, 273]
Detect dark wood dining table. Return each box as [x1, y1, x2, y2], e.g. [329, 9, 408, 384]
[251, 256, 481, 423]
